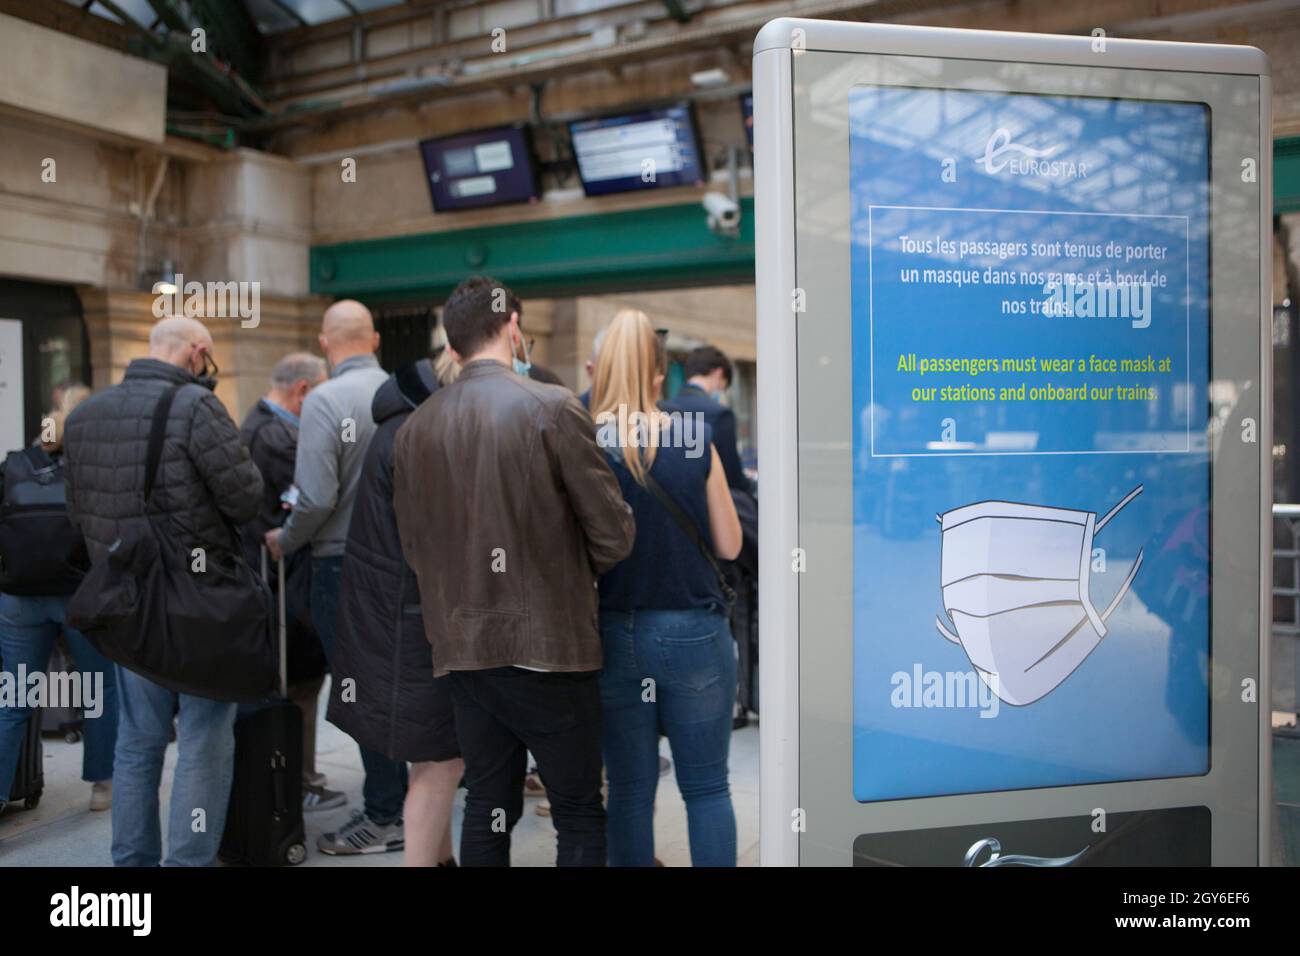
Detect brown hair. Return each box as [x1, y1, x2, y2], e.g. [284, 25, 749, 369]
[442, 275, 522, 358]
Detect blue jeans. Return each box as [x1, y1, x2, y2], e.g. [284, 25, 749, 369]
[312, 555, 408, 824]
[112, 665, 236, 866]
[0, 593, 119, 800]
[598, 607, 737, 867]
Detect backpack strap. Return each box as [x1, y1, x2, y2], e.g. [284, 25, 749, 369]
[143, 384, 185, 502]
[19, 445, 52, 472]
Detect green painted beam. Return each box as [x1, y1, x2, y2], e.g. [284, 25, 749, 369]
[1278, 136, 1300, 216]
[311, 198, 755, 302]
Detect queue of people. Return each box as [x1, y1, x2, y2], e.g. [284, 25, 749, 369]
[0, 273, 754, 867]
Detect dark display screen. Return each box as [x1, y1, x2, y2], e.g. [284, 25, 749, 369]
[419, 126, 538, 211]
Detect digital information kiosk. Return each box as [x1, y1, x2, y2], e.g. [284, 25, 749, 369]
[753, 18, 1272, 866]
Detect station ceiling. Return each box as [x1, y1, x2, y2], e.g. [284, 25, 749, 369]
[61, 0, 409, 35]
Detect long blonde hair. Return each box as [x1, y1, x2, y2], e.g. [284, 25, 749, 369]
[590, 310, 666, 485]
[42, 384, 91, 452]
[432, 323, 461, 386]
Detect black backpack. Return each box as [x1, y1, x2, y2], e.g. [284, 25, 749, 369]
[66, 384, 276, 703]
[0, 446, 88, 596]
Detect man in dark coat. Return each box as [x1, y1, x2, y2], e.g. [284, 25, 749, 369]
[328, 359, 463, 866]
[668, 346, 759, 725]
[667, 345, 750, 493]
[239, 352, 339, 813]
[63, 316, 262, 867]
[239, 353, 325, 568]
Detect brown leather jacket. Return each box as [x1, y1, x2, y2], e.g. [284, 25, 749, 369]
[393, 359, 635, 676]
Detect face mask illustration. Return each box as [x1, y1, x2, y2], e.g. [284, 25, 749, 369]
[935, 485, 1144, 706]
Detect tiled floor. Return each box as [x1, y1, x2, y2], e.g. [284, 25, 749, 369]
[0, 695, 760, 867]
[10, 704, 1298, 867]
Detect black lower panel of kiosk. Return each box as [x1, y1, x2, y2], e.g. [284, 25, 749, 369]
[853, 806, 1210, 867]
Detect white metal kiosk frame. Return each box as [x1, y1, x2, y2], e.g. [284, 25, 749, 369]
[754, 18, 1271, 866]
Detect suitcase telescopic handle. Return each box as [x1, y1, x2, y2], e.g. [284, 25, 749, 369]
[260, 545, 289, 699]
[277, 552, 287, 700]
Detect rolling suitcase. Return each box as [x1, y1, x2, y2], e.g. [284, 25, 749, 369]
[3, 710, 43, 813]
[732, 572, 759, 717]
[219, 551, 307, 866]
[0, 645, 43, 812]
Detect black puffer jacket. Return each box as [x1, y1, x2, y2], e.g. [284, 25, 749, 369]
[239, 399, 298, 570]
[64, 358, 263, 562]
[327, 362, 443, 761]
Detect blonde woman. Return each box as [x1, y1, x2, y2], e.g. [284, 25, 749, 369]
[590, 310, 742, 866]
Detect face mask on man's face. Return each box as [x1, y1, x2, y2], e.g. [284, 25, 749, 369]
[511, 330, 532, 378]
[935, 485, 1144, 706]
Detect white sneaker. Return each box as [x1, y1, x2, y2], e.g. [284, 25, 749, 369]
[89, 780, 112, 812]
[302, 782, 347, 814]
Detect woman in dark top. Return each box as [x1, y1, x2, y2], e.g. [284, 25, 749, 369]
[591, 309, 742, 866]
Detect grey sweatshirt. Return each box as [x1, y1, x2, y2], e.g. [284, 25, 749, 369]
[278, 353, 388, 558]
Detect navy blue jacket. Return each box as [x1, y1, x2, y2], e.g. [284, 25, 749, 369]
[667, 383, 748, 493]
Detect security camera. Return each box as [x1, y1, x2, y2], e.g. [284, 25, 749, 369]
[703, 191, 741, 235]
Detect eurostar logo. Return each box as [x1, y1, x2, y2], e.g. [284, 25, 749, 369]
[978, 127, 1063, 173]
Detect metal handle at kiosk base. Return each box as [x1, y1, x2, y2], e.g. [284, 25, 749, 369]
[963, 837, 1088, 868]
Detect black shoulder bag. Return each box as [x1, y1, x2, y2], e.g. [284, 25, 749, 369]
[605, 444, 736, 606]
[67, 385, 276, 702]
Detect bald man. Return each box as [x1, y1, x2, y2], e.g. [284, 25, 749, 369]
[63, 315, 263, 867]
[266, 301, 382, 563]
[265, 301, 384, 563]
[262, 300, 405, 855]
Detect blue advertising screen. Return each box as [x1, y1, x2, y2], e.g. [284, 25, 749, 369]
[570, 105, 704, 196]
[849, 87, 1211, 801]
[419, 126, 538, 212]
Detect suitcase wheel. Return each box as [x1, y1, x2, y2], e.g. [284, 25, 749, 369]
[23, 794, 40, 810]
[63, 729, 82, 744]
[283, 841, 307, 866]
